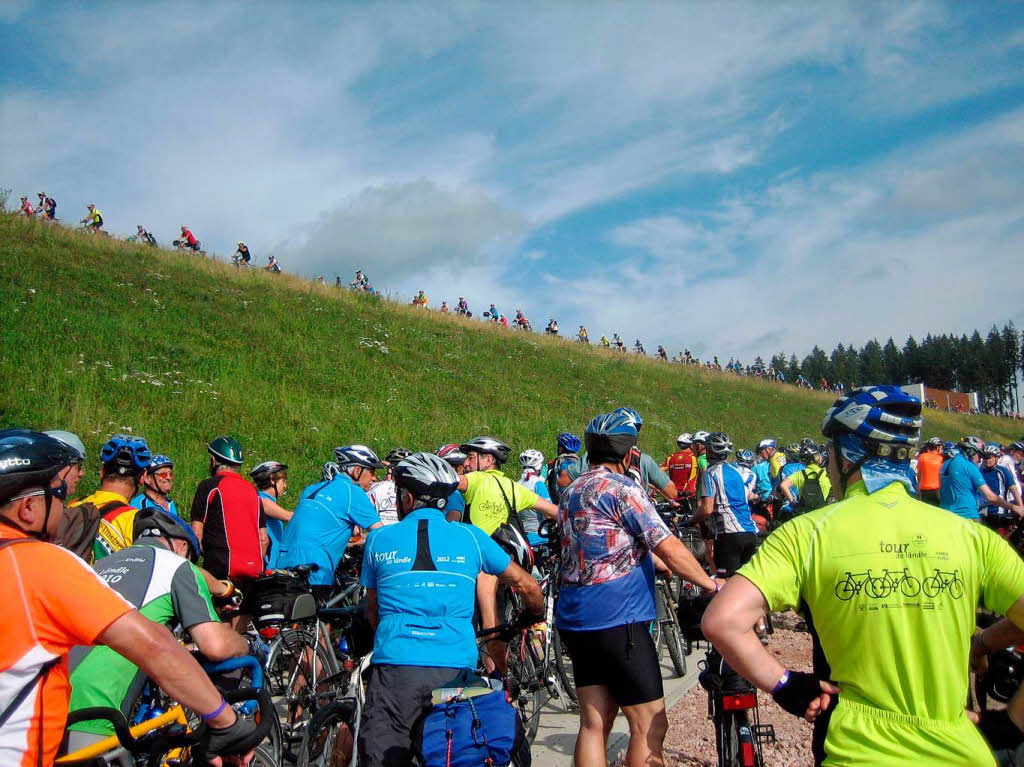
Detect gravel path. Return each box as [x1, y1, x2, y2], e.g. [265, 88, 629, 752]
[662, 616, 815, 767]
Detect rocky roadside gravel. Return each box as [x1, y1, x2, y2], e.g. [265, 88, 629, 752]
[662, 615, 815, 767]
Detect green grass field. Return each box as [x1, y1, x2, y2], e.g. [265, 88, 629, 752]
[1, 213, 1019, 502]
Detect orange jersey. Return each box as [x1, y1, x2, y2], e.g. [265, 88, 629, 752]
[916, 451, 944, 491]
[666, 449, 698, 497]
[0, 530, 132, 767]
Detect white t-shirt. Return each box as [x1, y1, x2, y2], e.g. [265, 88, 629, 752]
[367, 479, 399, 525]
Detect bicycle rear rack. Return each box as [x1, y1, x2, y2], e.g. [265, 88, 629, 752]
[753, 723, 776, 744]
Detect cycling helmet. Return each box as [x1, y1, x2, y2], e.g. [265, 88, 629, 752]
[925, 437, 943, 448]
[385, 448, 413, 465]
[615, 407, 643, 432]
[208, 435, 243, 466]
[735, 449, 755, 467]
[821, 386, 922, 446]
[322, 462, 341, 481]
[692, 431, 710, 444]
[519, 449, 545, 472]
[942, 441, 958, 458]
[392, 452, 459, 508]
[784, 442, 802, 460]
[491, 522, 534, 570]
[100, 434, 152, 476]
[557, 432, 582, 454]
[0, 429, 80, 506]
[705, 432, 733, 459]
[958, 436, 985, 457]
[134, 509, 202, 563]
[44, 430, 86, 462]
[334, 445, 385, 470]
[677, 433, 693, 448]
[148, 454, 173, 472]
[800, 437, 816, 447]
[1010, 441, 1024, 453]
[982, 443, 1002, 458]
[250, 460, 287, 486]
[459, 436, 511, 465]
[584, 411, 638, 462]
[798, 443, 819, 464]
[436, 444, 468, 466]
[756, 438, 776, 451]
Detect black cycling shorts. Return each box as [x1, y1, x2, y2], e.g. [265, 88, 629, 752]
[920, 489, 941, 507]
[558, 622, 663, 706]
[714, 532, 758, 575]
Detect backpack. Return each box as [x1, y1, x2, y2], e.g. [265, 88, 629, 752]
[796, 467, 827, 513]
[419, 674, 529, 767]
[546, 454, 581, 504]
[55, 499, 127, 563]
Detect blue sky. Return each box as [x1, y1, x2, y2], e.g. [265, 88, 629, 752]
[4, 2, 1024, 361]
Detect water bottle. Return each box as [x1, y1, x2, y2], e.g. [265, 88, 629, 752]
[337, 636, 349, 656]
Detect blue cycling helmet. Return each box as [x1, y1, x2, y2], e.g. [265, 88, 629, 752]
[615, 407, 643, 432]
[942, 441, 958, 458]
[100, 434, 151, 476]
[585, 411, 638, 463]
[148, 454, 173, 471]
[134, 509, 202, 563]
[557, 432, 582, 454]
[735, 449, 755, 467]
[821, 386, 921, 446]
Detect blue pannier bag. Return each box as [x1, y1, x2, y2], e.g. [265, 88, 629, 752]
[419, 677, 529, 767]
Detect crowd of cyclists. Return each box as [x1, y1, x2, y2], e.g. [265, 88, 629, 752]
[4, 386, 1024, 766]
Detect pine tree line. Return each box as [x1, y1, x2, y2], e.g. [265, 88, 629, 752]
[754, 322, 1021, 415]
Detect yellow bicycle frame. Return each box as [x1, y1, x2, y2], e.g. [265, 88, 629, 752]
[57, 704, 189, 765]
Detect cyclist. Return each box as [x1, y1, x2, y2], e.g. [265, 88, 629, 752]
[66, 435, 151, 562]
[456, 296, 469, 315]
[234, 241, 252, 265]
[412, 290, 428, 307]
[599, 334, 610, 348]
[439, 301, 449, 313]
[779, 444, 832, 516]
[517, 448, 552, 545]
[80, 203, 103, 231]
[556, 412, 719, 767]
[693, 432, 758, 573]
[756, 437, 786, 479]
[665, 433, 699, 505]
[276, 445, 383, 598]
[129, 453, 180, 517]
[940, 436, 1017, 521]
[250, 460, 292, 569]
[916, 437, 944, 506]
[175, 225, 198, 251]
[657, 345, 667, 360]
[367, 447, 413, 525]
[0, 429, 255, 767]
[1000, 442, 1024, 494]
[751, 442, 774, 499]
[19, 195, 34, 216]
[488, 303, 499, 321]
[579, 325, 589, 343]
[190, 436, 267, 586]
[633, 339, 644, 354]
[546, 318, 559, 335]
[980, 443, 1024, 528]
[42, 430, 87, 502]
[702, 385, 1024, 767]
[266, 255, 281, 273]
[546, 432, 582, 504]
[733, 448, 757, 489]
[39, 193, 56, 220]
[692, 430, 711, 474]
[358, 452, 543, 767]
[612, 333, 624, 351]
[66, 512, 254, 751]
[436, 443, 469, 521]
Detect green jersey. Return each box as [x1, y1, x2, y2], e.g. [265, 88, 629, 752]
[740, 480, 1024, 766]
[68, 543, 218, 736]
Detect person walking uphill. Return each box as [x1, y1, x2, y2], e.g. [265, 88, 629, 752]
[556, 412, 718, 767]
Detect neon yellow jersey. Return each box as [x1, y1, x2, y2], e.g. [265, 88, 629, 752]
[463, 470, 540, 536]
[769, 450, 786, 478]
[739, 480, 1024, 766]
[787, 464, 832, 502]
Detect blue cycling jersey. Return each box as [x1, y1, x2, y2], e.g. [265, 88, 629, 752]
[277, 475, 381, 586]
[700, 462, 756, 535]
[940, 453, 987, 520]
[751, 461, 772, 498]
[445, 489, 465, 520]
[130, 493, 180, 518]
[981, 464, 1016, 516]
[361, 509, 510, 668]
[258, 490, 286, 569]
[775, 461, 805, 512]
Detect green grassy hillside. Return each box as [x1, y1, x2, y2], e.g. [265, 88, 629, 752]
[0, 213, 1018, 501]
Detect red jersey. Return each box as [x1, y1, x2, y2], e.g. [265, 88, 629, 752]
[181, 229, 197, 245]
[666, 449, 698, 497]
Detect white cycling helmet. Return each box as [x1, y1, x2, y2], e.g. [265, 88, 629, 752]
[44, 430, 86, 462]
[519, 449, 544, 472]
[692, 430, 711, 443]
[334, 444, 386, 470]
[676, 433, 693, 448]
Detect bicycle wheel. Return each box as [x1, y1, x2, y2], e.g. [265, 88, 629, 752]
[266, 627, 339, 763]
[507, 635, 542, 743]
[716, 710, 740, 767]
[657, 584, 687, 677]
[551, 631, 579, 711]
[297, 698, 358, 767]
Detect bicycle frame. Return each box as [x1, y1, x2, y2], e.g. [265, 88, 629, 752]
[57, 706, 189, 764]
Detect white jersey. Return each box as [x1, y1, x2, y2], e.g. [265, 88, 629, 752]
[998, 455, 1021, 492]
[367, 479, 399, 526]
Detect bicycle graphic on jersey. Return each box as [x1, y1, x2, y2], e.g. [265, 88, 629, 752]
[834, 567, 962, 601]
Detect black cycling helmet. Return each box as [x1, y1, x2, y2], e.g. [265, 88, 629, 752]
[250, 461, 287, 489]
[134, 509, 203, 563]
[459, 436, 511, 465]
[798, 443, 819, 464]
[705, 432, 733, 459]
[492, 522, 534, 570]
[0, 429, 80, 540]
[100, 434, 151, 477]
[392, 452, 459, 509]
[334, 445, 385, 470]
[208, 435, 244, 466]
[925, 437, 943, 448]
[385, 448, 413, 465]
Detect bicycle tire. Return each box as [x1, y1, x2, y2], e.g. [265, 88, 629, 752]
[657, 584, 687, 677]
[551, 631, 579, 710]
[297, 698, 358, 767]
[266, 627, 339, 763]
[507, 635, 542, 743]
